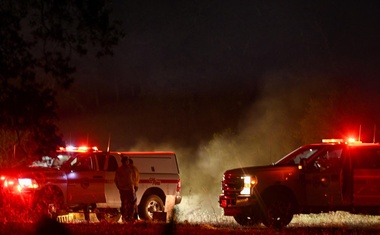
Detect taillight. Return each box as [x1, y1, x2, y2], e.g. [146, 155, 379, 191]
[18, 178, 39, 189]
[3, 178, 16, 187]
[3, 177, 39, 192]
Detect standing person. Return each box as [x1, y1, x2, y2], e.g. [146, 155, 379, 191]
[114, 157, 135, 222]
[128, 158, 140, 220]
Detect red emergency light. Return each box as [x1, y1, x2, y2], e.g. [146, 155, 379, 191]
[58, 146, 99, 153]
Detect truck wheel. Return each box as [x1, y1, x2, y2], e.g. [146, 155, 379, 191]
[96, 208, 121, 223]
[138, 194, 164, 221]
[233, 215, 261, 226]
[262, 194, 295, 229]
[34, 187, 64, 221]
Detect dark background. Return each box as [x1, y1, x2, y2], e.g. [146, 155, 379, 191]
[56, 1, 380, 221]
[58, 1, 380, 151]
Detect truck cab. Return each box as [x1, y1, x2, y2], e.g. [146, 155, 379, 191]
[219, 139, 380, 228]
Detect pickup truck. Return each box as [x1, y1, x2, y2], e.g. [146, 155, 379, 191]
[219, 139, 380, 229]
[0, 147, 182, 222]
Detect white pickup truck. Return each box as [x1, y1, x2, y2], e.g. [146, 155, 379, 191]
[0, 147, 182, 222]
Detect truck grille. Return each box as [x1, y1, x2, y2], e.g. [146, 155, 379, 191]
[221, 174, 243, 195]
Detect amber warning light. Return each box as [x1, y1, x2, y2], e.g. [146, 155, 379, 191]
[322, 138, 362, 144]
[322, 139, 344, 143]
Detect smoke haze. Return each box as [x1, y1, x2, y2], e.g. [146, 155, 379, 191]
[58, 65, 380, 224]
[107, 70, 332, 223]
[56, 1, 380, 223]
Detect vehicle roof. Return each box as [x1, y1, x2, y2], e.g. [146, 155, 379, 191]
[303, 142, 380, 148]
[111, 151, 175, 155]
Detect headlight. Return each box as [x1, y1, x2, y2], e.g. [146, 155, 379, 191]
[240, 176, 258, 195]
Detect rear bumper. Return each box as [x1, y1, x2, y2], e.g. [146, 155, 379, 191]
[1, 189, 36, 208]
[175, 192, 182, 204]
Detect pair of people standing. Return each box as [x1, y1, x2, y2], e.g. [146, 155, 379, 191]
[114, 157, 140, 222]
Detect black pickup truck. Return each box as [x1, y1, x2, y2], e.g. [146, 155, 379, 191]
[219, 139, 380, 228]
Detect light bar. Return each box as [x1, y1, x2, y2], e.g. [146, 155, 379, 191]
[347, 138, 362, 144]
[322, 139, 344, 143]
[322, 138, 363, 144]
[58, 146, 99, 152]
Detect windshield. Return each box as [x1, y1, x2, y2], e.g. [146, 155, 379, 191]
[275, 145, 324, 166]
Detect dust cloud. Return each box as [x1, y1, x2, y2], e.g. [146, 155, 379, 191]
[127, 70, 331, 223]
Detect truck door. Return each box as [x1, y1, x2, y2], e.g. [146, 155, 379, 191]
[304, 147, 344, 207]
[67, 154, 106, 204]
[103, 154, 120, 208]
[351, 147, 380, 206]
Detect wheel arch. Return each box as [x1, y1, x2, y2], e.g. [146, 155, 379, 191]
[36, 184, 64, 201]
[140, 187, 166, 206]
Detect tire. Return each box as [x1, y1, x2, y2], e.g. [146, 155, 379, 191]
[138, 194, 164, 221]
[262, 194, 295, 229]
[96, 208, 121, 223]
[234, 215, 261, 226]
[33, 187, 64, 221]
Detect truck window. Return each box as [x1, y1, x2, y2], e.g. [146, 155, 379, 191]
[351, 148, 380, 169]
[276, 146, 321, 166]
[107, 155, 118, 171]
[96, 154, 106, 170]
[71, 156, 93, 171]
[51, 154, 70, 168]
[314, 148, 343, 170]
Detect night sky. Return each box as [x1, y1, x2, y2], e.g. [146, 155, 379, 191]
[55, 1, 380, 221]
[58, 1, 380, 150]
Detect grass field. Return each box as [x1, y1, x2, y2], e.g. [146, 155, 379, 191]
[2, 211, 380, 235]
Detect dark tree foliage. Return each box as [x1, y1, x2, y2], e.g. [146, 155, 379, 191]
[0, 0, 124, 164]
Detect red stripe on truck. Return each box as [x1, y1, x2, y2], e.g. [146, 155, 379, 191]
[104, 179, 179, 185]
[139, 179, 179, 184]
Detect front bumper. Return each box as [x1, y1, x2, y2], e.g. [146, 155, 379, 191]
[219, 194, 257, 216]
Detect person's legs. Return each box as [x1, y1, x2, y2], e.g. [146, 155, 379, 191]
[119, 190, 129, 222]
[125, 190, 135, 222]
[133, 192, 138, 220]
